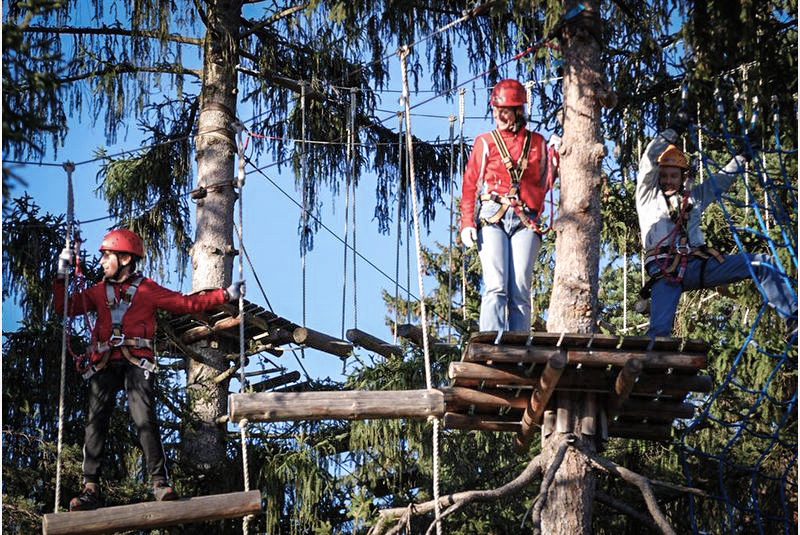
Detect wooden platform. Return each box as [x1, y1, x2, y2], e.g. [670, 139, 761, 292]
[227, 331, 711, 451]
[42, 490, 261, 535]
[446, 331, 711, 448]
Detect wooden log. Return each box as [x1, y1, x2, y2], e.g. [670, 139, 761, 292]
[42, 490, 262, 535]
[228, 389, 444, 422]
[346, 328, 402, 359]
[249, 371, 301, 393]
[465, 342, 706, 370]
[555, 393, 572, 434]
[440, 386, 527, 412]
[607, 358, 643, 417]
[541, 409, 555, 440]
[618, 399, 696, 420]
[252, 327, 295, 347]
[607, 422, 673, 441]
[443, 412, 521, 432]
[450, 362, 712, 397]
[515, 350, 567, 452]
[293, 327, 353, 357]
[581, 392, 597, 436]
[396, 324, 433, 347]
[181, 315, 242, 344]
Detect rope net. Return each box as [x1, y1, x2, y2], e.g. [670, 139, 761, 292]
[672, 95, 797, 534]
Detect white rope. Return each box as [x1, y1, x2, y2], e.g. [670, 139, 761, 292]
[447, 114, 456, 343]
[394, 112, 404, 343]
[300, 81, 308, 360]
[54, 161, 75, 513]
[458, 88, 468, 321]
[350, 88, 359, 329]
[398, 45, 442, 535]
[234, 124, 252, 535]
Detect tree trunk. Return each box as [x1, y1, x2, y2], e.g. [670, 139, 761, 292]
[542, 0, 604, 532]
[184, 0, 241, 491]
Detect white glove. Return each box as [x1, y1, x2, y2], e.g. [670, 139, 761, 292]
[226, 280, 245, 301]
[460, 227, 477, 249]
[57, 247, 73, 278]
[548, 134, 561, 150]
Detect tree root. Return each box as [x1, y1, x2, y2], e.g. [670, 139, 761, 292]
[370, 437, 705, 535]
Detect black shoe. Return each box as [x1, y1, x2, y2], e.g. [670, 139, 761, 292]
[69, 486, 101, 511]
[153, 480, 178, 501]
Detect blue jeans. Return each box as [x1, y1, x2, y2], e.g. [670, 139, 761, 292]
[477, 205, 542, 332]
[647, 252, 796, 337]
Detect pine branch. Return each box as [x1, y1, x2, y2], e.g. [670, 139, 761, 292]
[23, 25, 204, 46]
[239, 4, 308, 40]
[54, 62, 201, 85]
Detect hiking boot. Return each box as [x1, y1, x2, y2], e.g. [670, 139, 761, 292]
[69, 485, 101, 511]
[153, 480, 178, 501]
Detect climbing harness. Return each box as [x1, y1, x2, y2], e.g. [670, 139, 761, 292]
[76, 275, 158, 380]
[479, 129, 546, 232]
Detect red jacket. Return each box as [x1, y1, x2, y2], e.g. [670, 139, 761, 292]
[460, 128, 549, 231]
[54, 275, 227, 362]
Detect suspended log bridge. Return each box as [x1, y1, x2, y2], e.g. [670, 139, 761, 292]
[42, 490, 261, 535]
[161, 298, 353, 358]
[395, 323, 457, 353]
[228, 332, 710, 450]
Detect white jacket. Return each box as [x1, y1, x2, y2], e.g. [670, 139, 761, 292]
[635, 128, 747, 256]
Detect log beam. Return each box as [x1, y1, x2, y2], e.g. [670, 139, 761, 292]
[515, 350, 567, 452]
[346, 328, 402, 359]
[443, 412, 521, 432]
[607, 358, 642, 417]
[42, 490, 262, 535]
[248, 371, 301, 393]
[181, 315, 241, 344]
[293, 327, 353, 357]
[229, 389, 444, 422]
[465, 343, 706, 370]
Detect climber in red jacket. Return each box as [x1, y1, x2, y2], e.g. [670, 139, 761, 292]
[54, 228, 243, 511]
[460, 78, 556, 332]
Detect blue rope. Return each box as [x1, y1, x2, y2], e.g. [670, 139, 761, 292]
[676, 94, 797, 534]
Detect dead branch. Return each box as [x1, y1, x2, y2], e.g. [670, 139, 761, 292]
[595, 489, 654, 526]
[574, 443, 677, 535]
[369, 438, 569, 535]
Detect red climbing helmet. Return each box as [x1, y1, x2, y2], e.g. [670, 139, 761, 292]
[490, 79, 527, 107]
[99, 228, 144, 258]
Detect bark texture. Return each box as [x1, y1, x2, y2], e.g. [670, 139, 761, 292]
[542, 0, 604, 532]
[184, 0, 241, 489]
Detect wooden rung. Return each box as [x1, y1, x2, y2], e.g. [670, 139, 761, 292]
[181, 315, 242, 344]
[618, 399, 696, 420]
[229, 389, 445, 422]
[42, 490, 262, 535]
[292, 327, 353, 357]
[346, 328, 402, 359]
[249, 371, 301, 392]
[443, 412, 521, 432]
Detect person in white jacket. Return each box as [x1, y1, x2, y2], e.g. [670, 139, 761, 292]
[635, 120, 796, 338]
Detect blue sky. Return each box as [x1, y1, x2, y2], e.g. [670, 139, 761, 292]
[2, 57, 563, 384]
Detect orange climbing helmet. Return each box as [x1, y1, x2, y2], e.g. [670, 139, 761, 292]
[657, 144, 690, 170]
[490, 79, 527, 107]
[99, 228, 144, 258]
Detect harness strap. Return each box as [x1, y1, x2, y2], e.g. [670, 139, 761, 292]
[481, 131, 542, 231]
[80, 275, 155, 379]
